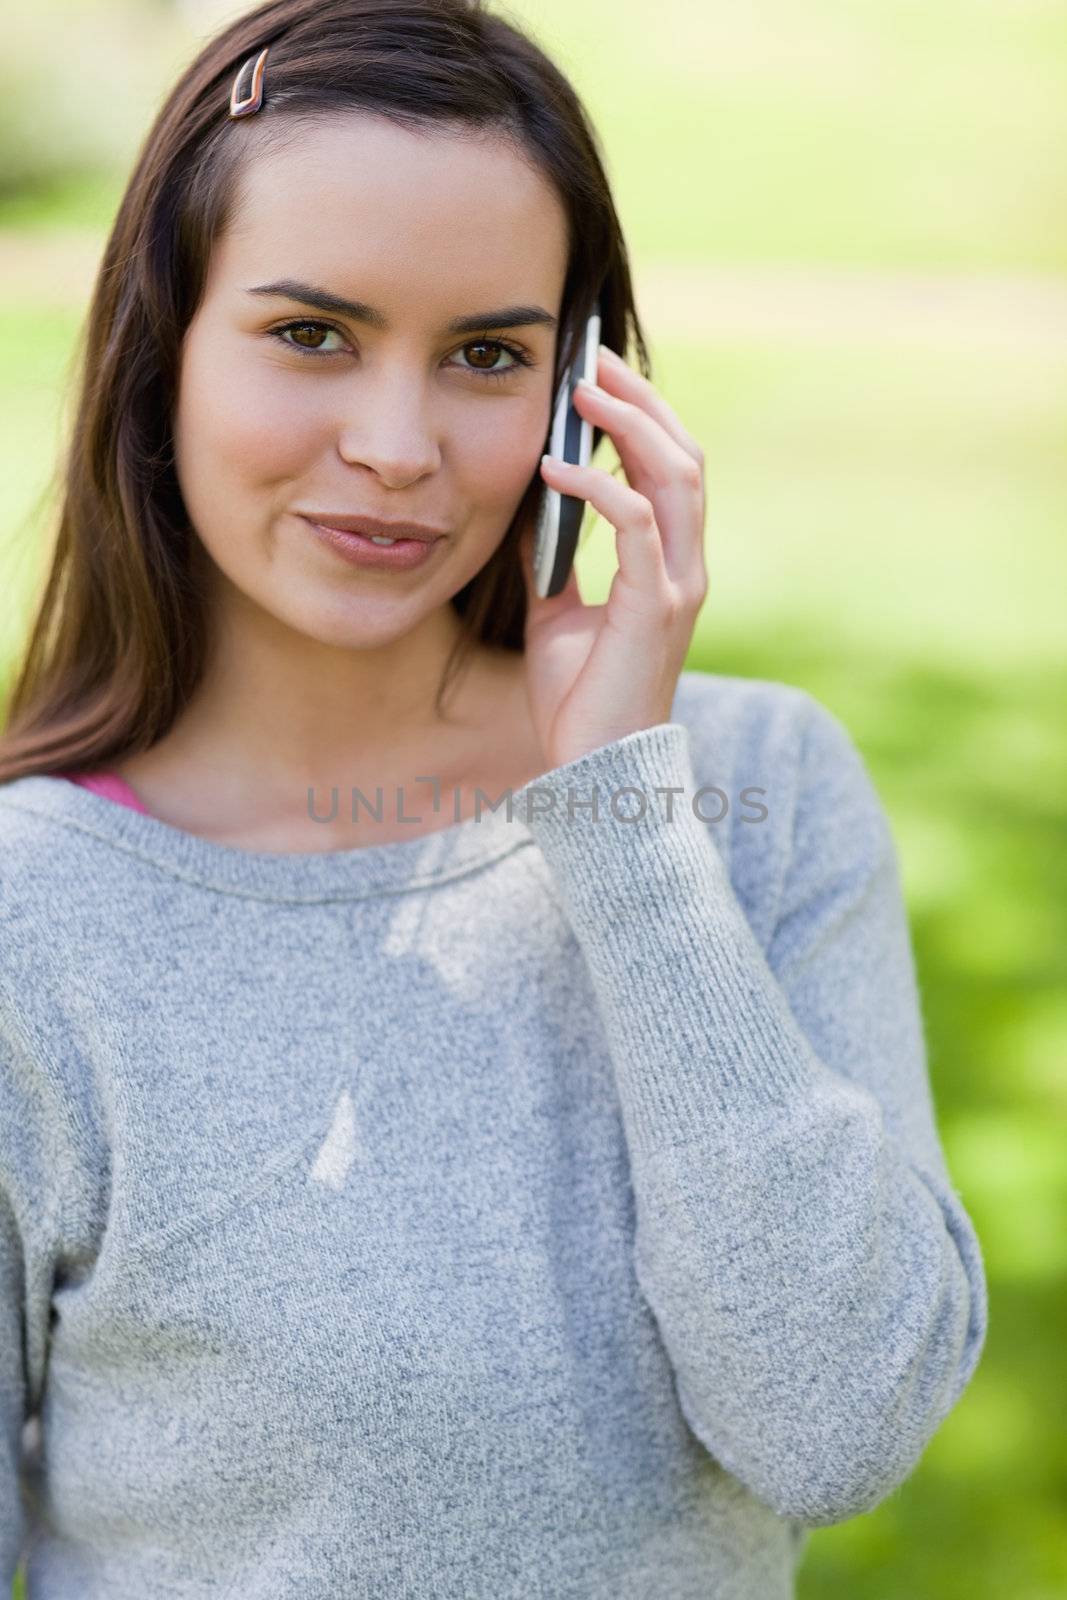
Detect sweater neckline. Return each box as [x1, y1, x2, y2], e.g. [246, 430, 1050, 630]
[1, 774, 537, 902]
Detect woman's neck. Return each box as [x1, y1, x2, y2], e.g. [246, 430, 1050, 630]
[112, 645, 544, 851]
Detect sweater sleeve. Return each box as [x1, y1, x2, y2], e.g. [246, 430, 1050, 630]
[0, 1005, 71, 1587]
[1, 1181, 31, 1590]
[512, 694, 988, 1529]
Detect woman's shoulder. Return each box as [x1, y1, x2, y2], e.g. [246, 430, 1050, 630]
[670, 667, 832, 779]
[669, 669, 892, 942]
[0, 773, 106, 919]
[671, 668, 870, 786]
[672, 664, 811, 722]
[0, 773, 59, 848]
[0, 771, 78, 843]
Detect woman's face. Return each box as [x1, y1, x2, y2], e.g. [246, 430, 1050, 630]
[172, 113, 570, 651]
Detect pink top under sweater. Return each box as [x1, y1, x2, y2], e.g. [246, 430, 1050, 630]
[55, 771, 150, 815]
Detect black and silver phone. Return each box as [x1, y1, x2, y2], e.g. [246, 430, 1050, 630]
[531, 302, 602, 598]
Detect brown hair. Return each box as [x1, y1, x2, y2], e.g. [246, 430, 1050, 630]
[0, 0, 652, 785]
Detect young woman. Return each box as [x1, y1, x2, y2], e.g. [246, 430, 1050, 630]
[0, 1, 986, 1595]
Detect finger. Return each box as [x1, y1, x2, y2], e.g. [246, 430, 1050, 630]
[573, 380, 697, 494]
[539, 456, 668, 618]
[571, 380, 704, 587]
[594, 345, 704, 467]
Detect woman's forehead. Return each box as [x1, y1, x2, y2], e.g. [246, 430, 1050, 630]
[216, 121, 568, 309]
[234, 112, 560, 221]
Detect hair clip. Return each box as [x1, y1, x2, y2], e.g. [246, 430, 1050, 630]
[229, 46, 270, 119]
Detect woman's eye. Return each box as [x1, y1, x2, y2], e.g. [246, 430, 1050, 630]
[450, 339, 530, 379]
[273, 321, 347, 356]
[270, 321, 532, 381]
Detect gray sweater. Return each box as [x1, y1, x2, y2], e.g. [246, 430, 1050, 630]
[0, 669, 987, 1599]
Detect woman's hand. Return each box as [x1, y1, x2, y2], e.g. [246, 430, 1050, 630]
[519, 344, 708, 773]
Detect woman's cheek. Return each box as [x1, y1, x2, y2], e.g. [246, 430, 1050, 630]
[214, 366, 323, 491]
[176, 326, 320, 505]
[454, 405, 545, 515]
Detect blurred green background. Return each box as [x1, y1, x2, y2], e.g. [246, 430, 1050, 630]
[2, 0, 1065, 1595]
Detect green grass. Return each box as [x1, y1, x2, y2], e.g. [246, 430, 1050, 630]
[4, 0, 1066, 1595]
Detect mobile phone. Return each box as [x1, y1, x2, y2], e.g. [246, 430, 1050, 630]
[531, 302, 602, 598]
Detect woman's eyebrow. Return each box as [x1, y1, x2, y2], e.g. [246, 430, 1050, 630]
[245, 280, 558, 335]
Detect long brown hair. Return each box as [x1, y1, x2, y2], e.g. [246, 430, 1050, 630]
[0, 0, 652, 785]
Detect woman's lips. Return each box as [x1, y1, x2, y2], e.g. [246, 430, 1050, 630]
[298, 515, 444, 571]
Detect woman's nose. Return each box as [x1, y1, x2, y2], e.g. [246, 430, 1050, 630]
[334, 380, 442, 485]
